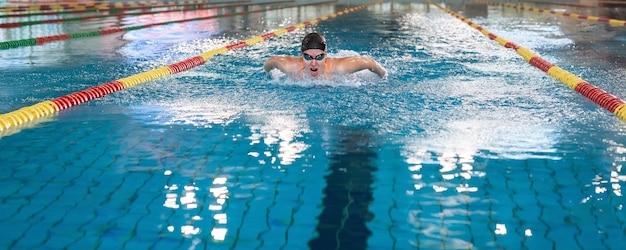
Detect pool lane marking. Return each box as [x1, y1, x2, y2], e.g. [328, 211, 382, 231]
[0, 0, 191, 13]
[0, 0, 293, 28]
[474, 0, 626, 27]
[0, 0, 323, 49]
[0, 0, 382, 133]
[1, 7, 100, 19]
[429, 1, 626, 122]
[0, 0, 232, 13]
[0, 0, 255, 18]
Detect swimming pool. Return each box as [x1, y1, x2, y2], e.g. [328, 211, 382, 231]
[1, 0, 625, 248]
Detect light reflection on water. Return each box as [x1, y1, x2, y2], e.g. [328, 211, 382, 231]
[129, 98, 312, 167]
[0, 2, 625, 248]
[163, 172, 230, 241]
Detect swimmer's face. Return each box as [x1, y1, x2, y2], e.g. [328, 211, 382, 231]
[302, 49, 326, 78]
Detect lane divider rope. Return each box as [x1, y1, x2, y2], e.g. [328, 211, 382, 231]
[429, 1, 626, 122]
[520, 0, 590, 8]
[0, 0, 293, 28]
[0, 7, 100, 18]
[0, 0, 333, 49]
[0, 0, 382, 135]
[0, 1, 182, 13]
[0, 0, 250, 18]
[474, 0, 626, 27]
[0, 0, 230, 13]
[0, 0, 268, 19]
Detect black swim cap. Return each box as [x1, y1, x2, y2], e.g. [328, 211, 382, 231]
[301, 32, 326, 52]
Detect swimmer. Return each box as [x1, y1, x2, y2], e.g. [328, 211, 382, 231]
[264, 32, 387, 79]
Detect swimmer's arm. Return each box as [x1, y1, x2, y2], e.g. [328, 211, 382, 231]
[337, 56, 387, 78]
[263, 56, 280, 72]
[264, 56, 298, 74]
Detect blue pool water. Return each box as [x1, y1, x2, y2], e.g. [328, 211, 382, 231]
[1, 1, 626, 249]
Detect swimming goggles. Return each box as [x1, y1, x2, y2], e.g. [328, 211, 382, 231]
[303, 53, 325, 61]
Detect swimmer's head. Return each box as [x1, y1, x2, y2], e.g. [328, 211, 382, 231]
[301, 33, 326, 52]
